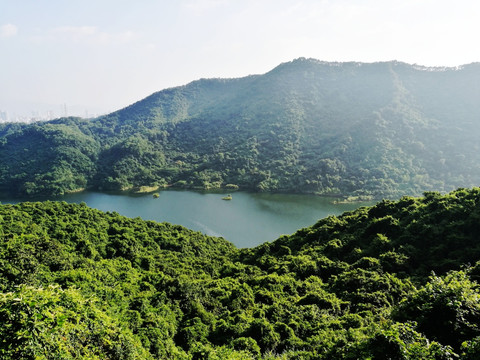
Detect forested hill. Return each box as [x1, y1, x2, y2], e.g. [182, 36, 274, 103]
[2, 58, 480, 198]
[2, 188, 480, 358]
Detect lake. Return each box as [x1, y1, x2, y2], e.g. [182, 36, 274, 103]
[2, 190, 373, 248]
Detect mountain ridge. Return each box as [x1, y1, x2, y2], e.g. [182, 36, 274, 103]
[1, 58, 480, 198]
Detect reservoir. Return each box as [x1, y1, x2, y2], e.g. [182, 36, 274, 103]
[2, 190, 373, 248]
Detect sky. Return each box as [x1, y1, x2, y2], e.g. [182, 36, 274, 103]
[1, 0, 479, 118]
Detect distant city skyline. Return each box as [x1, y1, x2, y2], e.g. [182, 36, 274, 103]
[1, 0, 480, 119]
[0, 103, 106, 123]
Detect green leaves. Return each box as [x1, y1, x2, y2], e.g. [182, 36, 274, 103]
[394, 271, 480, 349]
[1, 189, 480, 357]
[3, 61, 480, 198]
[0, 285, 148, 359]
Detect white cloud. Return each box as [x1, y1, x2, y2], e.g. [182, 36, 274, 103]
[54, 26, 98, 36]
[49, 26, 136, 45]
[0, 23, 18, 38]
[182, 0, 230, 15]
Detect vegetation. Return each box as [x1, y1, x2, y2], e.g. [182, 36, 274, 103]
[2, 188, 480, 358]
[1, 59, 480, 198]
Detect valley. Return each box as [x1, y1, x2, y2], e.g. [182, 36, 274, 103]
[1, 58, 480, 359]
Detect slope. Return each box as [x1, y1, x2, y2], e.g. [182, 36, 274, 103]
[1, 188, 480, 358]
[1, 58, 480, 198]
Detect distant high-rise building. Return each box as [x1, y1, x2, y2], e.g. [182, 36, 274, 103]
[0, 110, 8, 122]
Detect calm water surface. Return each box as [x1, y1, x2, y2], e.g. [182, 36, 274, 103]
[2, 190, 373, 248]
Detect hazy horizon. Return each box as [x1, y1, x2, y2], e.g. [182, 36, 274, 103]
[2, 0, 479, 118]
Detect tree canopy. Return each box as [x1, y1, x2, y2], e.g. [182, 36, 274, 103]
[1, 188, 480, 358]
[2, 59, 480, 198]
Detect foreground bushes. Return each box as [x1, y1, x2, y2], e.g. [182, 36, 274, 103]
[1, 188, 480, 358]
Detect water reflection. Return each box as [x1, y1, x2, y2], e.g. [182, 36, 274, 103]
[2, 190, 374, 248]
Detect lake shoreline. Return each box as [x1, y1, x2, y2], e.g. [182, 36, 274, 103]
[0, 182, 394, 203]
[1, 189, 375, 248]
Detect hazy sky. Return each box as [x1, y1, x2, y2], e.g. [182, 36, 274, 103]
[1, 0, 479, 117]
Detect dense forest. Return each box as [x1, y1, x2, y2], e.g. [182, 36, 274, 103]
[2, 187, 480, 358]
[1, 58, 480, 198]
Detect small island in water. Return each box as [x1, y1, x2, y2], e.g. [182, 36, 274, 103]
[222, 194, 232, 200]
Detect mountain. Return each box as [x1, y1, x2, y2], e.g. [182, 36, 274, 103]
[1, 58, 480, 198]
[2, 188, 480, 358]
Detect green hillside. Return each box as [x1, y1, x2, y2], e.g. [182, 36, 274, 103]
[1, 59, 480, 198]
[2, 188, 480, 358]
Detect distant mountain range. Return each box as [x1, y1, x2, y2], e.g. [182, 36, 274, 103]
[1, 58, 480, 198]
